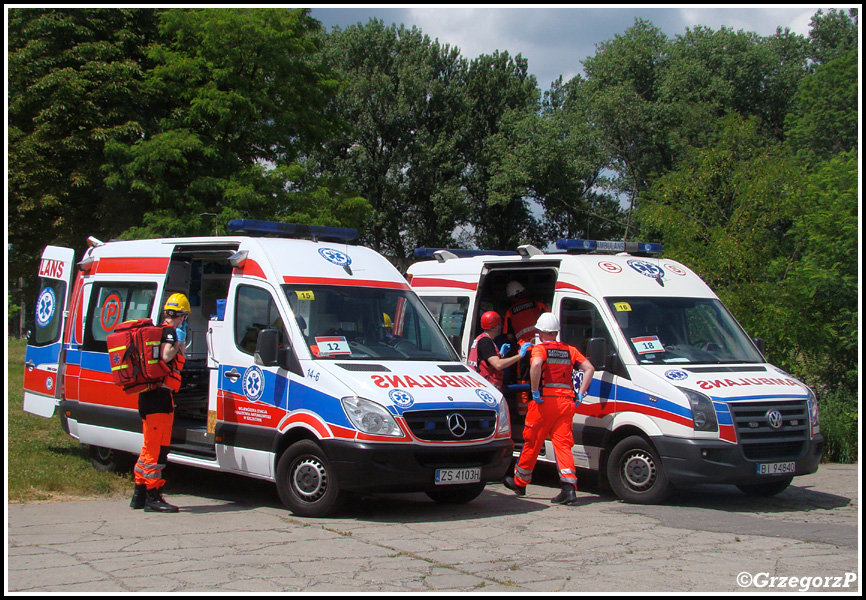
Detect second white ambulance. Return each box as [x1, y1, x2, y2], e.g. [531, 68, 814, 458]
[407, 239, 823, 503]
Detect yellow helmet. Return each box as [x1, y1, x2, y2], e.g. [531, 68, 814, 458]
[383, 313, 393, 328]
[164, 293, 190, 315]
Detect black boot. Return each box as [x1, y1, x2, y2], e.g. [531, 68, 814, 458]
[130, 484, 147, 509]
[144, 487, 179, 513]
[551, 484, 578, 505]
[503, 476, 526, 497]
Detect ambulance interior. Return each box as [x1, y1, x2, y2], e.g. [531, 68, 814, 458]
[163, 250, 234, 440]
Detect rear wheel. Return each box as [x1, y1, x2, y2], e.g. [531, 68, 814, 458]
[425, 483, 486, 505]
[737, 477, 793, 497]
[607, 435, 672, 504]
[89, 445, 134, 472]
[276, 440, 345, 518]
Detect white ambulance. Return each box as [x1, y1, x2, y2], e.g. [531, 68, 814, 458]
[23, 220, 513, 517]
[407, 239, 823, 503]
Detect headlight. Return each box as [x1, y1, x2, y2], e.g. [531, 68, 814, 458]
[807, 387, 820, 435]
[678, 387, 718, 432]
[497, 399, 511, 435]
[341, 397, 403, 437]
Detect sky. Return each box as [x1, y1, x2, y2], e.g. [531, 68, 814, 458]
[310, 5, 842, 91]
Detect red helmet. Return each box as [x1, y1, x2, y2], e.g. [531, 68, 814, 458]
[480, 311, 501, 330]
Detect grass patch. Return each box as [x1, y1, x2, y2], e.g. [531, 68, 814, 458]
[7, 336, 133, 503]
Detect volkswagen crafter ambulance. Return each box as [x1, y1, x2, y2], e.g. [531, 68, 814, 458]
[23, 220, 513, 517]
[407, 240, 823, 504]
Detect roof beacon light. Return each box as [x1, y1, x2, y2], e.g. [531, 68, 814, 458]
[556, 239, 663, 255]
[227, 219, 358, 243]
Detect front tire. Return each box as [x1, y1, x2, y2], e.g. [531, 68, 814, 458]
[607, 435, 672, 504]
[276, 440, 345, 518]
[425, 483, 486, 505]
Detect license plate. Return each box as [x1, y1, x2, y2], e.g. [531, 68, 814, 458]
[435, 468, 481, 485]
[757, 461, 796, 475]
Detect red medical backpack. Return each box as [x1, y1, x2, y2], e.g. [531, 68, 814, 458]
[106, 319, 169, 394]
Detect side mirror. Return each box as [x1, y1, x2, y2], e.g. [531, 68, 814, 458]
[255, 329, 281, 367]
[587, 337, 607, 370]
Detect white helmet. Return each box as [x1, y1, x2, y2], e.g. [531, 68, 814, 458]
[535, 312, 560, 333]
[506, 280, 525, 298]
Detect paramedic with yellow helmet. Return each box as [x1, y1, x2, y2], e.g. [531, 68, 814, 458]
[130, 293, 189, 513]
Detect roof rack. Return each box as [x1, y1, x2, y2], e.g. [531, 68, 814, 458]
[556, 239, 663, 255]
[413, 247, 519, 261]
[227, 219, 358, 243]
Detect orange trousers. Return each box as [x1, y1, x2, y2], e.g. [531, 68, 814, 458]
[134, 412, 173, 490]
[514, 395, 578, 489]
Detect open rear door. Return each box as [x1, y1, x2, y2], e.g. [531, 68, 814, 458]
[23, 246, 76, 417]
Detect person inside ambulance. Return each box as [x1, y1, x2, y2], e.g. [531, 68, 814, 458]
[503, 280, 550, 345]
[467, 311, 532, 392]
[130, 293, 189, 513]
[503, 312, 594, 505]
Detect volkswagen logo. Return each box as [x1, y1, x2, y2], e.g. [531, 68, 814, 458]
[766, 409, 783, 430]
[447, 413, 468, 438]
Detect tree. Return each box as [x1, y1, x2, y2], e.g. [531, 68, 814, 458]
[104, 8, 350, 238]
[8, 8, 160, 293]
[460, 51, 541, 250]
[317, 20, 469, 261]
[785, 48, 858, 164]
[807, 8, 859, 65]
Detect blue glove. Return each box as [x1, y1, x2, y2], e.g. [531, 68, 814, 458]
[532, 390, 543, 404]
[499, 343, 511, 357]
[519, 342, 532, 357]
[575, 391, 585, 406]
[176, 323, 187, 343]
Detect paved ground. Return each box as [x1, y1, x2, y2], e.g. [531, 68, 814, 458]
[6, 463, 860, 594]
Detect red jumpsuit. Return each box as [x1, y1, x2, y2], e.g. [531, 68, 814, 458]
[134, 322, 184, 490]
[513, 341, 585, 490]
[504, 299, 549, 344]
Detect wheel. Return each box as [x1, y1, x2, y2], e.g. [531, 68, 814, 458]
[425, 483, 486, 505]
[737, 477, 793, 497]
[275, 440, 345, 518]
[607, 435, 672, 504]
[89, 445, 134, 473]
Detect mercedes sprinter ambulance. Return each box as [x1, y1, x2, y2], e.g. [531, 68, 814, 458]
[23, 220, 512, 517]
[407, 240, 823, 504]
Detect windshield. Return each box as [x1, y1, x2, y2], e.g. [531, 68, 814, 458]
[283, 285, 458, 361]
[607, 297, 764, 365]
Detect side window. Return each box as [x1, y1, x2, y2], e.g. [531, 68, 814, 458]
[83, 283, 157, 351]
[235, 285, 285, 355]
[560, 298, 614, 355]
[32, 277, 68, 347]
[417, 296, 470, 352]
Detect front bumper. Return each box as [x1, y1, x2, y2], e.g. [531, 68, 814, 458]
[654, 434, 824, 486]
[322, 437, 513, 494]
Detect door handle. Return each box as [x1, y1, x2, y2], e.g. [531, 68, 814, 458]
[224, 368, 241, 382]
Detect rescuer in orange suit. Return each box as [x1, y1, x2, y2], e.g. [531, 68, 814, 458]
[467, 311, 532, 392]
[130, 293, 189, 513]
[503, 312, 595, 505]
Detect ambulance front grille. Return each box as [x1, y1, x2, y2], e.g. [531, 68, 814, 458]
[728, 400, 810, 461]
[403, 409, 497, 441]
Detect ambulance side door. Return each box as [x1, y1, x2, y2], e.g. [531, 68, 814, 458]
[23, 246, 76, 417]
[216, 281, 294, 476]
[558, 295, 620, 471]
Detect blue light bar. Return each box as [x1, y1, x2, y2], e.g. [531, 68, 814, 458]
[227, 219, 358, 242]
[413, 247, 519, 260]
[556, 239, 663, 255]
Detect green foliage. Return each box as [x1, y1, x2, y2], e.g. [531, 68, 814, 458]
[784, 48, 859, 164]
[817, 388, 859, 464]
[106, 8, 352, 239]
